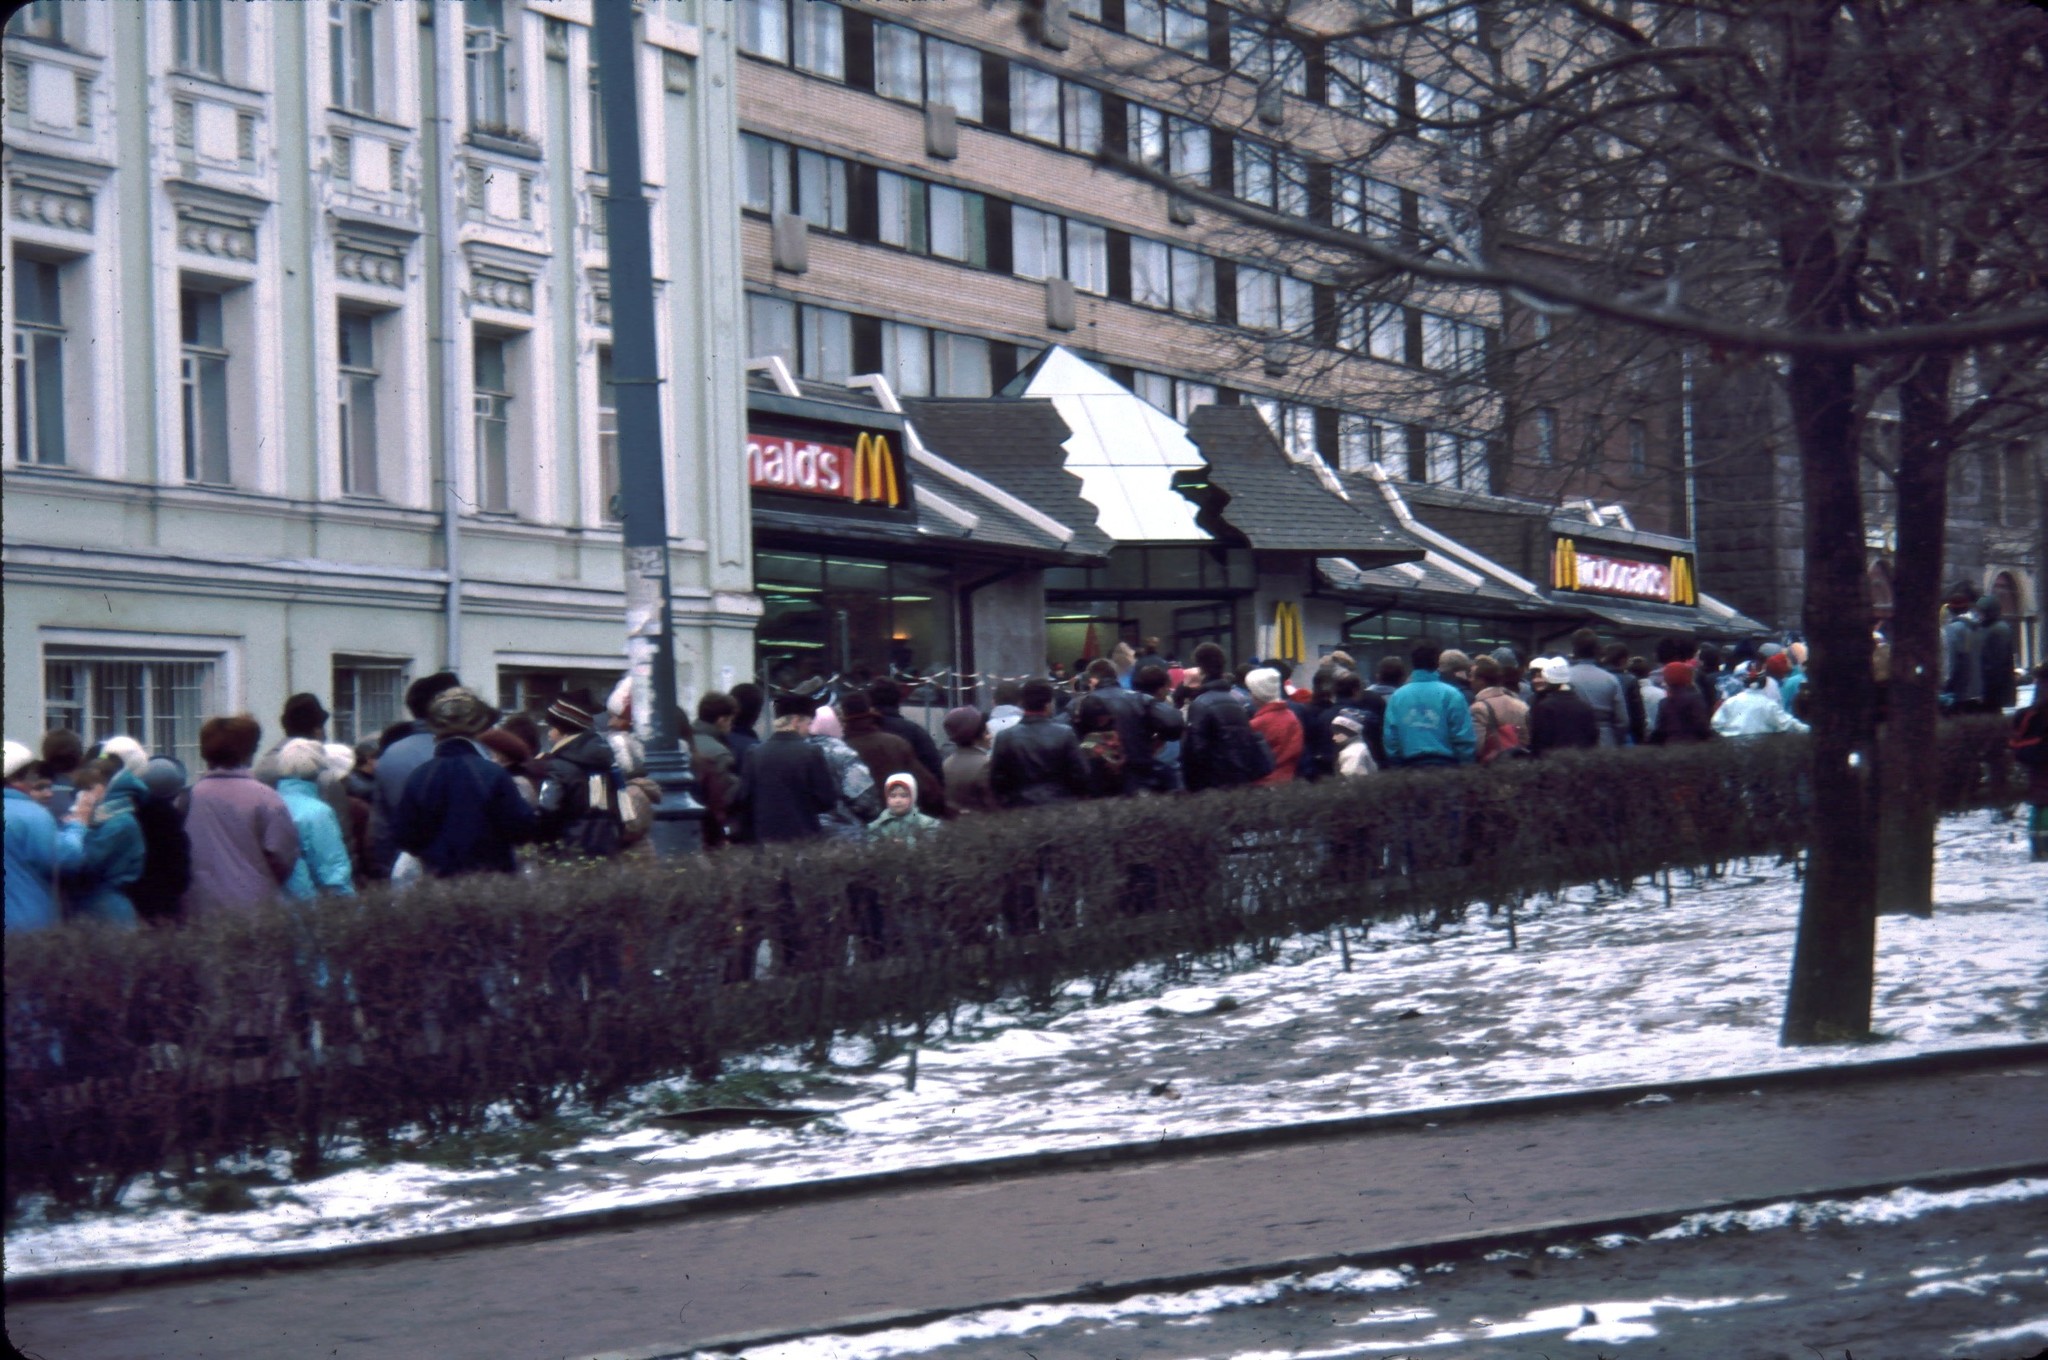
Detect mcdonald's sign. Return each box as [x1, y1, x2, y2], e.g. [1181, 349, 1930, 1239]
[746, 428, 905, 509]
[1552, 536, 1698, 605]
[1271, 600, 1305, 662]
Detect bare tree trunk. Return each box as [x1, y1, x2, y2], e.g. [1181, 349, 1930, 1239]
[1875, 357, 1954, 917]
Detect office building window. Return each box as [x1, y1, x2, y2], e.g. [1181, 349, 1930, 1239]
[1337, 413, 1405, 472]
[1130, 237, 1170, 308]
[1010, 64, 1060, 144]
[180, 289, 232, 485]
[1326, 46, 1397, 119]
[1533, 406, 1557, 465]
[12, 256, 67, 466]
[473, 334, 514, 512]
[927, 183, 987, 267]
[792, 0, 843, 79]
[794, 148, 848, 233]
[799, 304, 852, 383]
[1233, 142, 1311, 216]
[1169, 247, 1215, 319]
[465, 0, 514, 133]
[742, 135, 851, 234]
[597, 345, 619, 519]
[748, 293, 798, 363]
[1228, 23, 1306, 96]
[329, 0, 379, 114]
[738, 0, 790, 62]
[1236, 268, 1312, 334]
[331, 658, 407, 746]
[926, 37, 981, 121]
[877, 170, 928, 253]
[1065, 219, 1107, 294]
[176, 0, 226, 79]
[337, 310, 380, 497]
[1128, 106, 1210, 180]
[874, 21, 922, 102]
[44, 649, 218, 774]
[1420, 314, 1488, 373]
[1339, 299, 1406, 362]
[1428, 430, 1487, 489]
[588, 69, 607, 172]
[9, 0, 64, 43]
[934, 331, 991, 397]
[1061, 81, 1101, 153]
[1123, 0, 1208, 56]
[882, 320, 930, 397]
[1333, 170, 1402, 238]
[1417, 83, 1485, 156]
[1011, 204, 1062, 281]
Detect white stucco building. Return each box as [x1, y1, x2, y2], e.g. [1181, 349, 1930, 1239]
[2, 0, 756, 768]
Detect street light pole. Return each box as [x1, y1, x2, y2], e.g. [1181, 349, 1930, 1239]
[595, 0, 702, 851]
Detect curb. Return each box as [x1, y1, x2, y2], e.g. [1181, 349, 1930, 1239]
[582, 1158, 2048, 1360]
[6, 1039, 2043, 1302]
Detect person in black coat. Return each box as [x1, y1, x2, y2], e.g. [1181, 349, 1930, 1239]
[989, 679, 1089, 808]
[130, 756, 194, 923]
[1650, 662, 1715, 745]
[1073, 659, 1184, 795]
[1181, 643, 1270, 791]
[732, 695, 839, 843]
[868, 679, 946, 796]
[1528, 661, 1600, 756]
[533, 688, 627, 861]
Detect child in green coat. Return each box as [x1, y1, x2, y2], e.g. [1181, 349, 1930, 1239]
[868, 772, 940, 842]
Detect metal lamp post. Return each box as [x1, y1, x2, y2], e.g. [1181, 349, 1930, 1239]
[594, 0, 703, 851]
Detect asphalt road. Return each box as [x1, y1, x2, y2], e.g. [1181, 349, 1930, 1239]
[8, 1058, 2046, 1360]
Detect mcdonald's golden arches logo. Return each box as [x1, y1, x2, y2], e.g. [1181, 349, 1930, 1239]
[1271, 600, 1305, 662]
[851, 432, 901, 508]
[1552, 537, 1579, 591]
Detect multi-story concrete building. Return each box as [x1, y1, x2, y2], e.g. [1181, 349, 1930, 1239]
[3, 0, 756, 766]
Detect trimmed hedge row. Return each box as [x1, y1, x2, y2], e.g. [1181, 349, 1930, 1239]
[4, 716, 2023, 1211]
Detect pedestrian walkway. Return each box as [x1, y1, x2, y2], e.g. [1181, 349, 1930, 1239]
[8, 1053, 2044, 1360]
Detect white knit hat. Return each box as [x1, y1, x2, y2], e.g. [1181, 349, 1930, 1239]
[99, 735, 150, 776]
[1245, 668, 1283, 705]
[3, 740, 35, 781]
[324, 742, 358, 775]
[1541, 658, 1572, 688]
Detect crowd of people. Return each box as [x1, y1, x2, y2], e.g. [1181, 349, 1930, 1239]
[8, 619, 2044, 934]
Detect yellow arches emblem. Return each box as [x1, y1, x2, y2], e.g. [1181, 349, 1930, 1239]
[1271, 600, 1304, 662]
[851, 432, 900, 507]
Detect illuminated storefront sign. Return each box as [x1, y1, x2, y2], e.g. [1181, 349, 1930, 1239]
[1552, 538, 1697, 605]
[746, 430, 904, 508]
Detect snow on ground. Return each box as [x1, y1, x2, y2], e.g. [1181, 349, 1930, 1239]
[6, 812, 2044, 1280]
[679, 1179, 2048, 1359]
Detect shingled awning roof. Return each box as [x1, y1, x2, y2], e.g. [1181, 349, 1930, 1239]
[1181, 407, 1421, 567]
[901, 399, 1115, 559]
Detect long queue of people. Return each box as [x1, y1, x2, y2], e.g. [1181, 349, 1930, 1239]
[9, 626, 2039, 934]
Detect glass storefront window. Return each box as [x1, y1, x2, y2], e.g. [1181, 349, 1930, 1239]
[757, 550, 955, 689]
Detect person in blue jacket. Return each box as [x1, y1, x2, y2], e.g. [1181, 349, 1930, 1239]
[6, 740, 85, 932]
[59, 762, 146, 927]
[1382, 641, 1478, 768]
[275, 739, 357, 898]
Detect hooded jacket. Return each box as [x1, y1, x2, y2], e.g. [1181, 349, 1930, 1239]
[1249, 701, 1303, 786]
[278, 777, 357, 898]
[869, 773, 942, 840]
[5, 786, 86, 932]
[1383, 669, 1478, 766]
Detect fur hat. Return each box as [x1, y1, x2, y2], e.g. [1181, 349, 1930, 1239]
[324, 742, 358, 775]
[476, 727, 533, 766]
[1541, 658, 1573, 688]
[276, 737, 330, 781]
[429, 687, 499, 737]
[3, 740, 35, 781]
[1245, 668, 1283, 705]
[546, 688, 599, 733]
[1438, 649, 1472, 676]
[99, 735, 150, 776]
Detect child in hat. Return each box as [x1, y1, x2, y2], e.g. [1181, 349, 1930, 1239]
[868, 772, 939, 842]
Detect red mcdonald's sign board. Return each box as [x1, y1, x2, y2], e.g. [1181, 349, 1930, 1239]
[746, 430, 903, 508]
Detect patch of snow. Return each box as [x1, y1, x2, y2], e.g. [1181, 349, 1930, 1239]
[1482, 1294, 1787, 1343]
[1951, 1316, 2048, 1348]
[9, 813, 2045, 1280]
[1649, 1179, 2048, 1240]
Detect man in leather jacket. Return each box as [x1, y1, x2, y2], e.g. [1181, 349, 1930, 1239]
[989, 678, 1089, 808]
[1073, 658, 1185, 795]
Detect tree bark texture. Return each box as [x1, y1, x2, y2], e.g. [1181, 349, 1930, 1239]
[1874, 357, 1954, 918]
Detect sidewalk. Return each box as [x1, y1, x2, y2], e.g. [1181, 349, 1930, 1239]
[7, 1055, 2044, 1360]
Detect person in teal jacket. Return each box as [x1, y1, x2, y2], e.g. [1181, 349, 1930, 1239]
[1382, 641, 1478, 768]
[275, 739, 356, 898]
[6, 740, 85, 932]
[62, 765, 146, 927]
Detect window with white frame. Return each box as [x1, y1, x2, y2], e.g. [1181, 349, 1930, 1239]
[1233, 141, 1310, 215]
[329, 0, 379, 114]
[792, 0, 843, 79]
[1235, 267, 1312, 334]
[473, 333, 515, 512]
[12, 255, 68, 467]
[337, 309, 381, 496]
[331, 657, 408, 746]
[1340, 298, 1406, 362]
[1333, 169, 1402, 238]
[1124, 0, 1207, 55]
[464, 0, 514, 134]
[180, 287, 232, 485]
[597, 344, 619, 519]
[44, 647, 220, 774]
[743, 134, 851, 233]
[1011, 204, 1062, 281]
[1065, 219, 1107, 295]
[176, 0, 227, 79]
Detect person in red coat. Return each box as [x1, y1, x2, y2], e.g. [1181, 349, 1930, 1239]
[1245, 668, 1303, 786]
